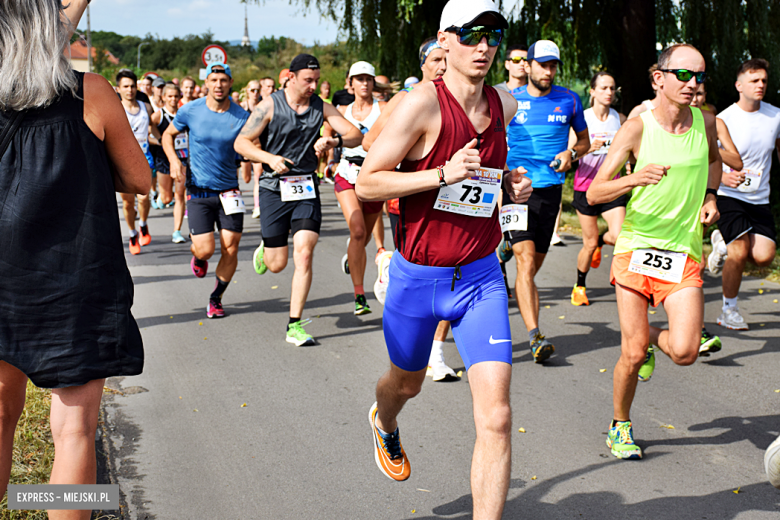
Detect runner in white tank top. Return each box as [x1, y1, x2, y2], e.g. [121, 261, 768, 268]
[117, 69, 159, 255]
[325, 61, 387, 316]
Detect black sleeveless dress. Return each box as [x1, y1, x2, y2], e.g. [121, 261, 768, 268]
[0, 72, 143, 388]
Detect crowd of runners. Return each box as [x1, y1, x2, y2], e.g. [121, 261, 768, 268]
[111, 0, 780, 514]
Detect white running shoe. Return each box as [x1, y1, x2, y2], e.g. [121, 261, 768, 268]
[765, 434, 780, 489]
[708, 229, 727, 275]
[426, 343, 460, 382]
[252, 207, 260, 219]
[341, 253, 350, 275]
[550, 232, 564, 246]
[717, 307, 749, 331]
[374, 251, 393, 305]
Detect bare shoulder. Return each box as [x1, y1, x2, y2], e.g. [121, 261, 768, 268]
[337, 104, 347, 115]
[701, 108, 717, 130]
[615, 116, 644, 144]
[495, 88, 518, 122]
[83, 72, 119, 105]
[399, 82, 438, 115]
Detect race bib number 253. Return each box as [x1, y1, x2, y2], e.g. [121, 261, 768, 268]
[628, 249, 687, 284]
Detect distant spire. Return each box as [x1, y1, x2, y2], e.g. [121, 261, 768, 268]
[241, 4, 251, 47]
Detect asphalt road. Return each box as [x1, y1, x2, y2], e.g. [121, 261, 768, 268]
[100, 181, 780, 519]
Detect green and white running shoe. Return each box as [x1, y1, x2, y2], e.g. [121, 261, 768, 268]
[699, 328, 722, 357]
[253, 241, 268, 275]
[606, 420, 643, 460]
[355, 294, 372, 316]
[286, 319, 315, 347]
[638, 345, 655, 382]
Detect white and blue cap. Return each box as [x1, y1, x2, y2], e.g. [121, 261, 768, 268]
[205, 62, 232, 78]
[439, 0, 508, 32]
[527, 40, 561, 64]
[404, 77, 420, 89]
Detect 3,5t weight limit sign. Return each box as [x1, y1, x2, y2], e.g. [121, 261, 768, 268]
[201, 44, 227, 67]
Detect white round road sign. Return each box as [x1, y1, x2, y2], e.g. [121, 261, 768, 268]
[201, 44, 227, 67]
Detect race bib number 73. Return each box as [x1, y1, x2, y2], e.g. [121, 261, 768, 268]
[434, 167, 503, 218]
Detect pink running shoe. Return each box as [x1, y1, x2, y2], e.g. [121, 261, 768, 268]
[206, 298, 225, 319]
[191, 257, 208, 278]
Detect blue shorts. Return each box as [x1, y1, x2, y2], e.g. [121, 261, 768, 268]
[383, 253, 512, 372]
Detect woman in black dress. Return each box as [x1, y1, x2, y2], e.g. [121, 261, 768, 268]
[0, 1, 149, 516]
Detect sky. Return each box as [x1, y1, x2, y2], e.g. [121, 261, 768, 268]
[84, 0, 340, 44]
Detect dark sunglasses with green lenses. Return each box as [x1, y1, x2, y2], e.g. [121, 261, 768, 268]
[446, 26, 504, 47]
[660, 68, 707, 84]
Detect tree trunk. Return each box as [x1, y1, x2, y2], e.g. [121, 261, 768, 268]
[613, 0, 657, 113]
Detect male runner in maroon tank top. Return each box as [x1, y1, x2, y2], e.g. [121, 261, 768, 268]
[357, 1, 532, 517]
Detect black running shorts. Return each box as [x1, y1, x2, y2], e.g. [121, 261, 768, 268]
[187, 196, 244, 236]
[259, 186, 322, 248]
[717, 195, 777, 244]
[571, 190, 627, 217]
[502, 184, 562, 255]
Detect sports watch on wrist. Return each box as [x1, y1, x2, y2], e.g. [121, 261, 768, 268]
[569, 148, 578, 161]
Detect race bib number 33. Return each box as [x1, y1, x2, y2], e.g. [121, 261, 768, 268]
[280, 175, 316, 202]
[628, 249, 687, 284]
[737, 169, 762, 193]
[434, 167, 503, 218]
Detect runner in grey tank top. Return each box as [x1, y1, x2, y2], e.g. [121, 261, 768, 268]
[234, 54, 363, 347]
[258, 89, 325, 192]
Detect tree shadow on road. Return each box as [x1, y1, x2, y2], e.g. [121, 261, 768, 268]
[405, 457, 780, 519]
[644, 413, 780, 452]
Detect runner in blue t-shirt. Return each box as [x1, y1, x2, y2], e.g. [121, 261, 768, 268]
[162, 62, 249, 319]
[501, 40, 590, 363]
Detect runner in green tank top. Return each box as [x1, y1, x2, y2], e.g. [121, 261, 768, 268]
[587, 44, 722, 461]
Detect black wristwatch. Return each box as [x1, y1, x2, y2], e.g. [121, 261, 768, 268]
[335, 134, 343, 148]
[706, 188, 718, 198]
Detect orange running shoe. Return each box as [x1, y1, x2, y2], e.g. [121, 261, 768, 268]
[591, 246, 602, 269]
[369, 402, 410, 481]
[571, 285, 589, 306]
[139, 224, 151, 246]
[128, 235, 141, 255]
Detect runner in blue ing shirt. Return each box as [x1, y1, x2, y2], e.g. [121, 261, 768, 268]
[501, 40, 590, 363]
[162, 62, 250, 319]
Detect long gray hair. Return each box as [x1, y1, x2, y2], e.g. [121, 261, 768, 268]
[0, 0, 78, 111]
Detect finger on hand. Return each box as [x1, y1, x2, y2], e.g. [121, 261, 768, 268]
[464, 138, 479, 150]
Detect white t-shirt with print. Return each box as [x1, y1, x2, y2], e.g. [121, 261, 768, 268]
[718, 101, 780, 205]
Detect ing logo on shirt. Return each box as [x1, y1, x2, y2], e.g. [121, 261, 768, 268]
[548, 114, 568, 123]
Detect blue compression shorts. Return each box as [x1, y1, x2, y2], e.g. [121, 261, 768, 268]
[383, 253, 513, 372]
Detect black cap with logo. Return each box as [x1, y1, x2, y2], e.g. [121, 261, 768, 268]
[289, 54, 321, 72]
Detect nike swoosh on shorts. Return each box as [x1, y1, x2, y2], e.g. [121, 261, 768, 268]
[489, 336, 512, 344]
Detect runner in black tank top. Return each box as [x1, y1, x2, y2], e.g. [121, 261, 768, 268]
[150, 83, 188, 243]
[234, 54, 363, 347]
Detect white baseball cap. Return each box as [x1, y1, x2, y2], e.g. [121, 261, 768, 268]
[439, 0, 508, 32]
[348, 61, 376, 78]
[528, 40, 562, 64]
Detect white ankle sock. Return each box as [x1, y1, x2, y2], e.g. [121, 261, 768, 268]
[129, 229, 139, 238]
[429, 340, 445, 365]
[139, 220, 147, 228]
[723, 296, 738, 311]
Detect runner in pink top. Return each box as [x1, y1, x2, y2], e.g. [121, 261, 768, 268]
[570, 71, 627, 306]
